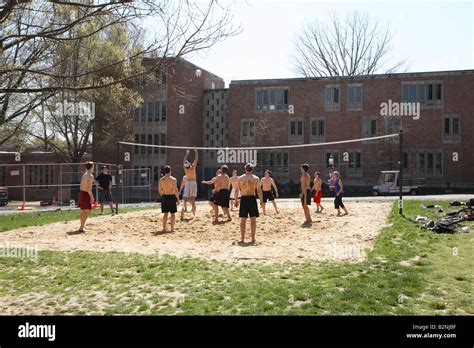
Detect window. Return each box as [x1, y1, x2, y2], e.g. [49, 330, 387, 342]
[134, 108, 140, 122]
[347, 84, 363, 110]
[140, 134, 146, 154]
[401, 81, 443, 107]
[310, 117, 325, 143]
[289, 118, 304, 144]
[161, 101, 167, 121]
[134, 134, 139, 154]
[255, 87, 289, 112]
[403, 151, 411, 171]
[325, 85, 340, 111]
[147, 134, 152, 154]
[443, 115, 460, 143]
[347, 151, 362, 176]
[147, 101, 153, 122]
[257, 150, 289, 175]
[362, 117, 378, 137]
[160, 133, 166, 154]
[417, 151, 442, 177]
[154, 134, 159, 154]
[140, 103, 146, 122]
[240, 119, 256, 145]
[384, 116, 402, 135]
[154, 101, 160, 121]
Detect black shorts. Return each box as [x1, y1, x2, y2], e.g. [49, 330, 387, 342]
[301, 189, 312, 206]
[98, 189, 112, 203]
[239, 195, 259, 218]
[262, 190, 274, 203]
[214, 189, 230, 208]
[334, 194, 345, 209]
[209, 193, 216, 203]
[161, 195, 177, 213]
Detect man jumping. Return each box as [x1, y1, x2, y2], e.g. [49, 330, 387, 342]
[158, 165, 180, 232]
[183, 148, 198, 216]
[260, 170, 279, 215]
[234, 163, 263, 245]
[300, 163, 312, 225]
[78, 161, 95, 232]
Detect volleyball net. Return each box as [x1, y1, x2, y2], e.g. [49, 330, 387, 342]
[117, 132, 403, 200]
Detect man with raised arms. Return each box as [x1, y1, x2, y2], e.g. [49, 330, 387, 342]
[158, 165, 180, 233]
[260, 169, 279, 215]
[234, 163, 263, 245]
[300, 163, 312, 225]
[78, 161, 95, 232]
[183, 148, 198, 216]
[212, 165, 232, 222]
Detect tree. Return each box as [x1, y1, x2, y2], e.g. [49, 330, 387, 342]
[0, 0, 239, 143]
[292, 11, 405, 77]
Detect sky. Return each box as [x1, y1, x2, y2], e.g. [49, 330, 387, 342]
[181, 0, 473, 86]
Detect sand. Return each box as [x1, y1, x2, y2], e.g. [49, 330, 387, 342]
[0, 201, 392, 264]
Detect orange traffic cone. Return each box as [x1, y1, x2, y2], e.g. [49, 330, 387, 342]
[18, 201, 25, 210]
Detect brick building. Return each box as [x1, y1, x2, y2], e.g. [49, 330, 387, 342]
[226, 70, 474, 191]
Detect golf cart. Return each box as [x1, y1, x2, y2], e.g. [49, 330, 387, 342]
[373, 171, 425, 196]
[0, 187, 8, 206]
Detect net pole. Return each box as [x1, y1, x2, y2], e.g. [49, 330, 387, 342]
[399, 129, 403, 215]
[115, 140, 120, 214]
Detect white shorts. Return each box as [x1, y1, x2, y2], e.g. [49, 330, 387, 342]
[230, 187, 241, 199]
[183, 180, 198, 198]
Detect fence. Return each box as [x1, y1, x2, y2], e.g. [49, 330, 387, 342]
[0, 162, 153, 205]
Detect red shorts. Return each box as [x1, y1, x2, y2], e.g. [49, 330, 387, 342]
[78, 191, 92, 210]
[313, 190, 323, 204]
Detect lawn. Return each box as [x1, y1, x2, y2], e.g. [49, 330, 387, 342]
[0, 201, 472, 315]
[0, 205, 160, 233]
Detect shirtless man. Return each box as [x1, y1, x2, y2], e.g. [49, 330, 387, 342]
[300, 163, 312, 225]
[183, 148, 198, 216]
[313, 171, 324, 213]
[212, 165, 232, 222]
[234, 163, 263, 244]
[260, 170, 279, 215]
[202, 169, 221, 211]
[158, 165, 180, 232]
[78, 161, 95, 232]
[229, 170, 240, 211]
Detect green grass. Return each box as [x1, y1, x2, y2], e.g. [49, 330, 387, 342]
[0, 201, 472, 315]
[0, 205, 160, 232]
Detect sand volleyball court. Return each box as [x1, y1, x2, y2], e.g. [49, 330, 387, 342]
[0, 201, 392, 264]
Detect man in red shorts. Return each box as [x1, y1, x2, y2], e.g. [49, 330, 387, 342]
[78, 161, 95, 232]
[313, 171, 324, 213]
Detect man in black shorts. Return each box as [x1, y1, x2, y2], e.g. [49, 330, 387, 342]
[234, 163, 263, 244]
[95, 165, 114, 215]
[212, 165, 232, 222]
[158, 165, 180, 232]
[260, 169, 279, 215]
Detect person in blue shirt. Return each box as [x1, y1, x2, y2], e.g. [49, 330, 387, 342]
[330, 171, 348, 216]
